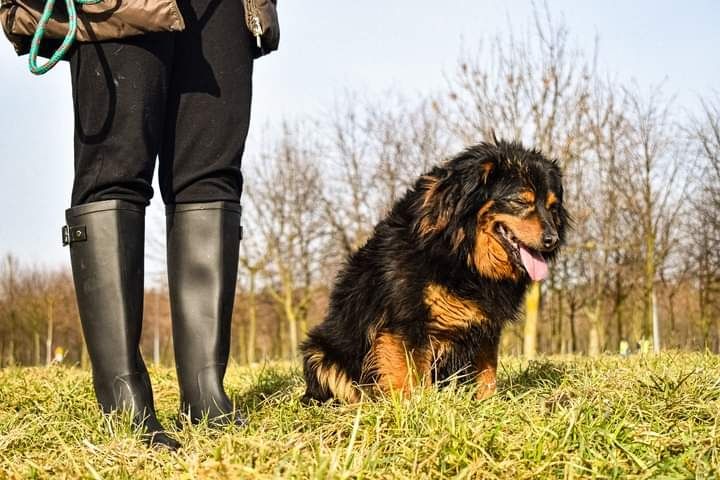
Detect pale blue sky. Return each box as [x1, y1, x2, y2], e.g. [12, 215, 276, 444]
[1, 0, 718, 270]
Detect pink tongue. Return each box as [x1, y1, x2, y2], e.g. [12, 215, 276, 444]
[519, 246, 548, 281]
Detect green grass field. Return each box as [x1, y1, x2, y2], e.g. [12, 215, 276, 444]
[1, 353, 719, 479]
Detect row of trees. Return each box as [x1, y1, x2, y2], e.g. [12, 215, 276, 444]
[1, 8, 718, 366]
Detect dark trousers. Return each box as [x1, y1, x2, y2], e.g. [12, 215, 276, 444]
[69, 0, 254, 207]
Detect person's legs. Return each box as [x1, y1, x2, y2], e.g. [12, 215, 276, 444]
[67, 36, 179, 448]
[158, 0, 253, 205]
[70, 34, 174, 206]
[161, 0, 253, 425]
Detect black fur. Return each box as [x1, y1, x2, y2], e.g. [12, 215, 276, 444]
[301, 140, 568, 403]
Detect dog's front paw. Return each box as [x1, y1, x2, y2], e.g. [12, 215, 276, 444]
[475, 381, 497, 400]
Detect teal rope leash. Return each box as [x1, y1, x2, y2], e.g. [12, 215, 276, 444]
[28, 0, 102, 75]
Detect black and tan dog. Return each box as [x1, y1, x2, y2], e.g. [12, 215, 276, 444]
[301, 139, 567, 403]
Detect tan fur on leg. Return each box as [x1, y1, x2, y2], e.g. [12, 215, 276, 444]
[305, 348, 361, 403]
[365, 332, 431, 397]
[475, 367, 497, 400]
[474, 342, 499, 400]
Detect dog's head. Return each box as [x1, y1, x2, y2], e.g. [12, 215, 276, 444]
[414, 140, 568, 282]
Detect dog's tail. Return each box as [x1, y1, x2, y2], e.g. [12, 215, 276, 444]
[300, 338, 361, 404]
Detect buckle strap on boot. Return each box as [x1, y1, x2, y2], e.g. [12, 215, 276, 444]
[63, 200, 146, 246]
[62, 225, 87, 246]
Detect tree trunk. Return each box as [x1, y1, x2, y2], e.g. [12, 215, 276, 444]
[614, 274, 623, 351]
[34, 332, 41, 365]
[236, 314, 247, 365]
[7, 336, 14, 366]
[286, 301, 299, 361]
[715, 311, 720, 354]
[642, 208, 655, 343]
[569, 301, 577, 354]
[46, 298, 54, 365]
[556, 283, 564, 355]
[163, 336, 173, 365]
[80, 341, 88, 369]
[667, 289, 677, 348]
[275, 308, 286, 360]
[523, 282, 540, 359]
[587, 301, 603, 357]
[153, 291, 161, 365]
[246, 272, 257, 364]
[652, 291, 661, 353]
[299, 316, 308, 342]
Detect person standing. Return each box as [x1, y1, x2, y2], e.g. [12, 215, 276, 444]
[2, 0, 279, 450]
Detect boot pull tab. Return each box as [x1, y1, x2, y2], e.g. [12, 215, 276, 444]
[62, 225, 87, 246]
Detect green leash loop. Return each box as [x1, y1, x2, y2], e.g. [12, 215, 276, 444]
[28, 0, 102, 75]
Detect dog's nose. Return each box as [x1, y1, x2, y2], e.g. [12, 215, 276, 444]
[542, 232, 559, 249]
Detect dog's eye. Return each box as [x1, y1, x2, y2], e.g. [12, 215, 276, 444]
[509, 199, 532, 208]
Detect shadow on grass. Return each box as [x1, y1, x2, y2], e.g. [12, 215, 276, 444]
[499, 360, 568, 397]
[231, 368, 302, 413]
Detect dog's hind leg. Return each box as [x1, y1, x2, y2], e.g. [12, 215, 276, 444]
[301, 347, 333, 404]
[301, 346, 361, 404]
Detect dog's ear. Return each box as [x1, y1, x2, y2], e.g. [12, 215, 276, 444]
[459, 143, 498, 185]
[415, 170, 461, 238]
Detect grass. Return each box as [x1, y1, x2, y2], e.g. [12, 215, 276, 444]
[1, 353, 719, 479]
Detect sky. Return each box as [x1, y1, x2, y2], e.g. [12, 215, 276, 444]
[0, 0, 718, 272]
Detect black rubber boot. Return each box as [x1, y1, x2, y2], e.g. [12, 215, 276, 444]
[166, 202, 246, 427]
[65, 200, 181, 450]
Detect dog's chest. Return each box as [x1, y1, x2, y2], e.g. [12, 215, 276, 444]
[422, 283, 503, 372]
[423, 283, 490, 335]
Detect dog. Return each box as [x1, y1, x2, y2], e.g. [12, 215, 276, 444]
[300, 139, 567, 403]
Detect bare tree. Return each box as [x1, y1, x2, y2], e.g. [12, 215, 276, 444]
[618, 87, 688, 352]
[688, 95, 720, 350]
[238, 241, 270, 364]
[245, 122, 329, 360]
